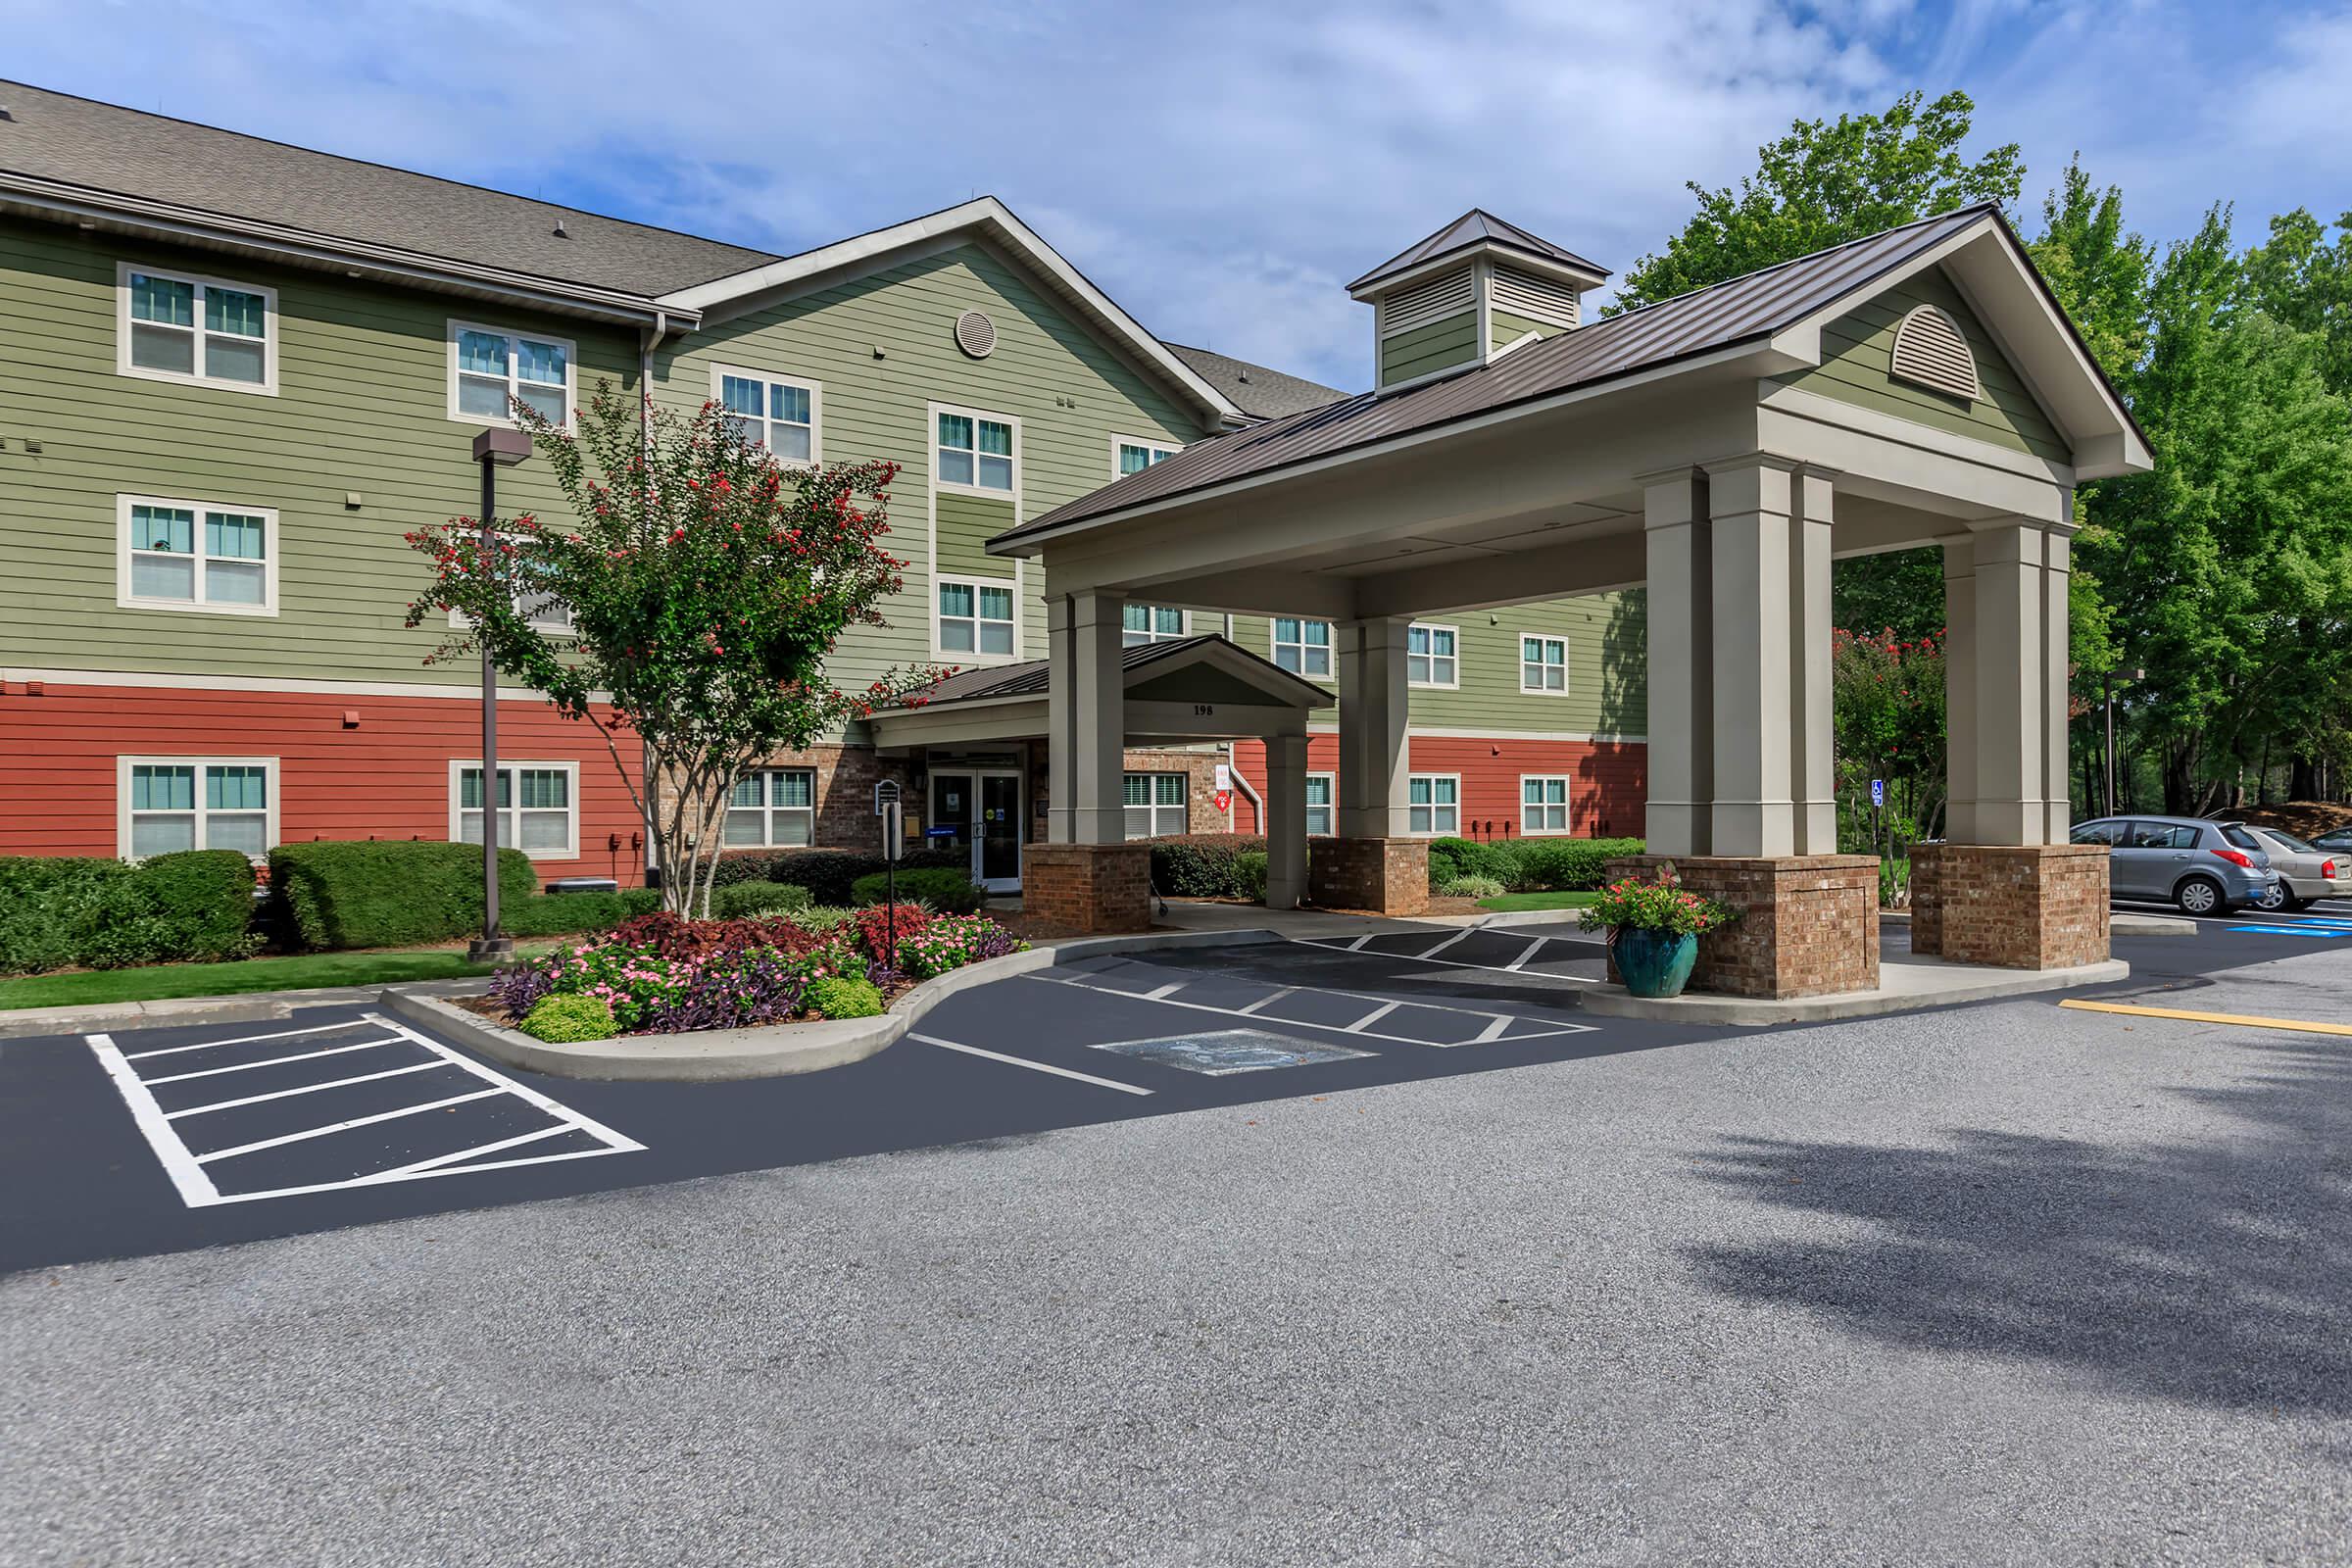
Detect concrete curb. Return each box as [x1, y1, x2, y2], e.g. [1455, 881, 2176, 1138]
[380, 926, 1285, 1082]
[1579, 957, 2132, 1027]
[0, 978, 484, 1041]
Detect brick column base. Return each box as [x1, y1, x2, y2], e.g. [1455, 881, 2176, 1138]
[1910, 843, 2109, 968]
[1603, 855, 1881, 999]
[1021, 842, 1152, 934]
[1308, 837, 1428, 916]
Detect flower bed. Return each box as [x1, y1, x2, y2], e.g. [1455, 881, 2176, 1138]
[482, 906, 1026, 1041]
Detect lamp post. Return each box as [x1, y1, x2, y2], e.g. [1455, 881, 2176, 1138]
[466, 426, 532, 963]
[2102, 664, 2144, 817]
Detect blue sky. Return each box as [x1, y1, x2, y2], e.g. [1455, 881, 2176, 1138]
[8, 0, 2347, 391]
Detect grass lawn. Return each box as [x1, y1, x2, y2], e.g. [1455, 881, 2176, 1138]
[1475, 889, 1601, 913]
[0, 945, 559, 1011]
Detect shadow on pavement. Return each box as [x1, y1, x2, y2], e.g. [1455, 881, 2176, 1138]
[1683, 1038, 2352, 1413]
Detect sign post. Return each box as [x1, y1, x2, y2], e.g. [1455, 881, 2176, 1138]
[875, 780, 905, 971]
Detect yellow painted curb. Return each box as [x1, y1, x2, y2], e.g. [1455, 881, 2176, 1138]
[2058, 999, 2352, 1038]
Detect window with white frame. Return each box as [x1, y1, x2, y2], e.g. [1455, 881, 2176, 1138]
[1521, 634, 1568, 694]
[120, 757, 274, 861]
[1272, 616, 1332, 678]
[119, 264, 274, 392]
[1407, 774, 1459, 836]
[1122, 604, 1186, 645]
[1123, 772, 1188, 838]
[724, 767, 815, 847]
[452, 761, 577, 858]
[450, 321, 573, 425]
[937, 409, 1015, 492]
[448, 534, 572, 634]
[1305, 772, 1335, 837]
[938, 579, 1015, 657]
[118, 495, 275, 614]
[1521, 775, 1571, 835]
[1408, 623, 1458, 687]
[1115, 437, 1180, 476]
[714, 367, 818, 462]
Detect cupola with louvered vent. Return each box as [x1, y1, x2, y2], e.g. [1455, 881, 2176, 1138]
[1348, 210, 1610, 390]
[1887, 303, 1980, 402]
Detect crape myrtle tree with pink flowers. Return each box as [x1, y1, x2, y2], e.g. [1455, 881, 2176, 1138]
[407, 381, 939, 917]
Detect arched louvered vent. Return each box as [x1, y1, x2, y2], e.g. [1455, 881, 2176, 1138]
[954, 309, 996, 360]
[1889, 304, 1980, 402]
[1491, 263, 1580, 328]
[1379, 265, 1476, 337]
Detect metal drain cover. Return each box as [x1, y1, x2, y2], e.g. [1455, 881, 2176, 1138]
[1091, 1029, 1369, 1075]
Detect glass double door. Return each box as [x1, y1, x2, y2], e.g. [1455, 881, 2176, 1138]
[929, 770, 1022, 890]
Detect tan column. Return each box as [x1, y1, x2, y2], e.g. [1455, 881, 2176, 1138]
[1941, 537, 1978, 845]
[1969, 521, 2046, 846]
[1262, 729, 1309, 909]
[1641, 468, 1710, 857]
[1046, 589, 1126, 845]
[1706, 457, 1796, 858]
[1788, 466, 1838, 855]
[1336, 616, 1411, 838]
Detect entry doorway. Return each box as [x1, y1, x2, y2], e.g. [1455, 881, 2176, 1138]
[929, 768, 1023, 892]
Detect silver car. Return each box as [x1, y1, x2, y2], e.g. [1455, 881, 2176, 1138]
[2221, 823, 2347, 911]
[2068, 815, 2280, 915]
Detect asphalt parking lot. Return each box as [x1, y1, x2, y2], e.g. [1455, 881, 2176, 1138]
[0, 906, 2340, 1276]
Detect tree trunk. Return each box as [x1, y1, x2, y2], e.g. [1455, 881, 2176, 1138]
[2290, 754, 2319, 802]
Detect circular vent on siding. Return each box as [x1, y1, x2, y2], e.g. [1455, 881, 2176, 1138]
[954, 309, 997, 360]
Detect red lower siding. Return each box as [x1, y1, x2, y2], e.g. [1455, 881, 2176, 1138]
[1228, 735, 1646, 839]
[0, 682, 646, 885]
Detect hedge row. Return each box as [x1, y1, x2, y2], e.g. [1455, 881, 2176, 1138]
[0, 852, 259, 974]
[850, 867, 985, 913]
[1146, 834, 1268, 900]
[1426, 836, 1645, 893]
[712, 847, 963, 906]
[270, 841, 541, 952]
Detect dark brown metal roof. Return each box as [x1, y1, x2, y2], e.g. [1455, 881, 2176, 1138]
[1348, 209, 1609, 292]
[1163, 344, 1348, 420]
[1003, 205, 1998, 548]
[891, 634, 1326, 709]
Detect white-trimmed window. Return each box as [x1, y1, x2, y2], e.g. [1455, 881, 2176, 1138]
[1521, 775, 1571, 835]
[449, 320, 574, 426]
[1305, 772, 1336, 837]
[1123, 772, 1189, 839]
[938, 579, 1016, 658]
[1114, 436, 1180, 476]
[1520, 634, 1569, 694]
[724, 767, 815, 848]
[1408, 623, 1458, 687]
[117, 494, 276, 615]
[1407, 774, 1459, 836]
[118, 263, 275, 393]
[451, 761, 578, 858]
[937, 408, 1015, 493]
[448, 534, 573, 634]
[1272, 616, 1333, 679]
[713, 366, 819, 463]
[119, 757, 275, 861]
[1122, 604, 1187, 645]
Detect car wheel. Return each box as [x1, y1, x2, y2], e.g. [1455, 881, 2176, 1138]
[2175, 875, 2227, 916]
[2255, 882, 2287, 912]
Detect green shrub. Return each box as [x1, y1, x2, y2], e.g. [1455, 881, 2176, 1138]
[806, 975, 885, 1019]
[849, 867, 984, 913]
[501, 886, 664, 938]
[1234, 851, 1269, 903]
[1426, 837, 1525, 888]
[711, 880, 813, 919]
[1424, 836, 1643, 894]
[0, 853, 257, 974]
[1146, 834, 1267, 898]
[521, 993, 617, 1043]
[710, 848, 963, 905]
[1435, 874, 1506, 900]
[270, 841, 538, 952]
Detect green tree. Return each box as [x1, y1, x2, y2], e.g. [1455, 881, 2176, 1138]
[407, 383, 937, 915]
[1608, 90, 2023, 314]
[2026, 156, 2155, 380]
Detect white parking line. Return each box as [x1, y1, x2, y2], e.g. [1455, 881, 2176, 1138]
[1234, 987, 1298, 1015]
[193, 1089, 503, 1164]
[1296, 932, 1600, 984]
[165, 1059, 449, 1118]
[1034, 971, 1595, 1048]
[1348, 1000, 1402, 1034]
[124, 1020, 369, 1059]
[909, 1033, 1154, 1096]
[142, 1038, 401, 1084]
[1504, 938, 1546, 972]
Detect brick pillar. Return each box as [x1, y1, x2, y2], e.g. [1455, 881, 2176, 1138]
[1604, 854, 1880, 999]
[1909, 842, 2109, 968]
[1022, 842, 1152, 934]
[1308, 837, 1428, 916]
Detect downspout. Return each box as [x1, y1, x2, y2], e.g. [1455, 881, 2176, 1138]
[1223, 747, 1263, 834]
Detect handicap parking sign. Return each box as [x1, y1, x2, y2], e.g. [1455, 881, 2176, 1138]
[1871, 778, 1885, 807]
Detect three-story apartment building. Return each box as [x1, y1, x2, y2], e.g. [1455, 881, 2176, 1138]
[0, 81, 1643, 893]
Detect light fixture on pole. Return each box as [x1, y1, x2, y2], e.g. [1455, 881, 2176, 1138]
[466, 426, 531, 964]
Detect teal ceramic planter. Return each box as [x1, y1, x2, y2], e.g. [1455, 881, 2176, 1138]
[1612, 926, 1698, 999]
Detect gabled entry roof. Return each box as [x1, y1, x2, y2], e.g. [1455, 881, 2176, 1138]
[994, 204, 2151, 554]
[894, 634, 1330, 710]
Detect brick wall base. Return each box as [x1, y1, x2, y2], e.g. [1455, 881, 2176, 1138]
[1021, 842, 1152, 934]
[1308, 837, 1429, 916]
[1911, 843, 2110, 969]
[1604, 855, 1881, 1000]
